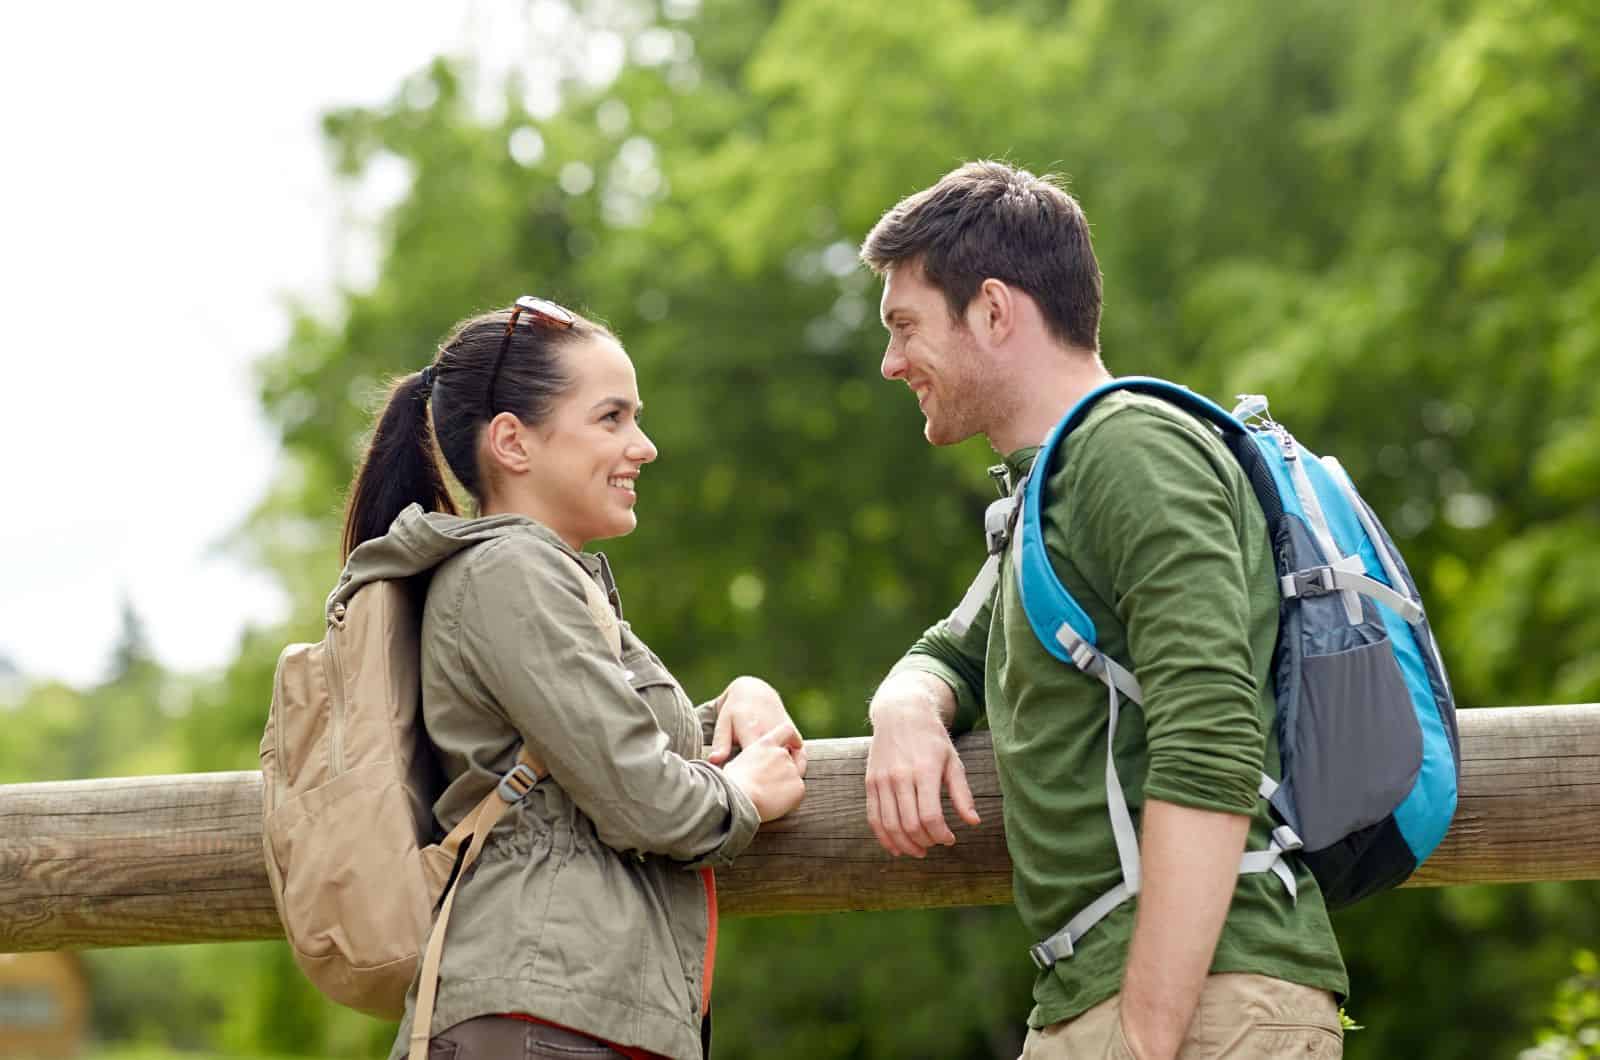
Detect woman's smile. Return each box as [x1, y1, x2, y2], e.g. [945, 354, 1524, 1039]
[608, 472, 638, 500]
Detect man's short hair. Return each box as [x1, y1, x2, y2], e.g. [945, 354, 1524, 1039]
[860, 160, 1102, 350]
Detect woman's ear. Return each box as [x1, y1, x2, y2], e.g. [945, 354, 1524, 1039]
[482, 412, 533, 476]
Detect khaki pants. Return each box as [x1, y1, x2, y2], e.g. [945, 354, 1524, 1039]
[1020, 973, 1343, 1059]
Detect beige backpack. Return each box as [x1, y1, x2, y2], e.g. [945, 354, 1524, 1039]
[260, 563, 621, 1057]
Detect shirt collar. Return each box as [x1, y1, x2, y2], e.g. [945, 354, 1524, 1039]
[989, 446, 1041, 496]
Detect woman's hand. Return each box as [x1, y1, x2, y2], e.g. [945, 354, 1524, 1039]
[722, 722, 807, 822]
[708, 676, 807, 774]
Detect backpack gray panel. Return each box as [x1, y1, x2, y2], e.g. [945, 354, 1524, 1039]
[1293, 636, 1423, 850]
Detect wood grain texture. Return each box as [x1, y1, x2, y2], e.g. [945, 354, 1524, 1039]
[1, 705, 1595, 950]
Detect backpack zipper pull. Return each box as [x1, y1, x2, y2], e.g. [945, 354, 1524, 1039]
[1232, 394, 1270, 423]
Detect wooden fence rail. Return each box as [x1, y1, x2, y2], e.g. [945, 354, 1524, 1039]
[1, 704, 1597, 952]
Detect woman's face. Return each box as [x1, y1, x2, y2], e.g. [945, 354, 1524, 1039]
[518, 334, 658, 549]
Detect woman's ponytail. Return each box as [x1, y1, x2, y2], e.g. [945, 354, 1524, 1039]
[341, 370, 457, 560]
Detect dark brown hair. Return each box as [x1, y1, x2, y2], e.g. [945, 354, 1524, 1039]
[860, 160, 1102, 350]
[340, 305, 610, 559]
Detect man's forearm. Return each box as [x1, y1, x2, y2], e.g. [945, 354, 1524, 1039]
[869, 668, 960, 729]
[1119, 798, 1251, 1060]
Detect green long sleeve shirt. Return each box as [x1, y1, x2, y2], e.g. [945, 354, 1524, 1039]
[892, 392, 1347, 1028]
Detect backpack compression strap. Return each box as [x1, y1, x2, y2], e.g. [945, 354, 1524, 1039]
[1016, 378, 1304, 970]
[409, 559, 623, 1060]
[1026, 664, 1303, 970]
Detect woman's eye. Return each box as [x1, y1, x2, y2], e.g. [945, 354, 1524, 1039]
[602, 410, 622, 423]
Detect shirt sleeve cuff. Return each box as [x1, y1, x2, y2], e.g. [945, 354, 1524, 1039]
[1143, 763, 1261, 816]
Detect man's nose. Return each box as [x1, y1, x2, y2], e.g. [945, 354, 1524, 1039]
[881, 344, 905, 381]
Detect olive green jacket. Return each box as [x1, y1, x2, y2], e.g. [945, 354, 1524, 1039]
[353, 506, 758, 1060]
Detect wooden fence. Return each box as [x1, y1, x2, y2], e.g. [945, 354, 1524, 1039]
[1, 704, 1596, 952]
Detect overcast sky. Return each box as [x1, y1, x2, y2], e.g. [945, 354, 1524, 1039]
[0, 4, 531, 686]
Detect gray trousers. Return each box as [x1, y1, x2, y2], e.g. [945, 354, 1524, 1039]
[428, 1015, 630, 1059]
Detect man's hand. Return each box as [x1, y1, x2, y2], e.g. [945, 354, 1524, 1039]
[865, 671, 980, 858]
[707, 676, 806, 773]
[1118, 799, 1252, 1060]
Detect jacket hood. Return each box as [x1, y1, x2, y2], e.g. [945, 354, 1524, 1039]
[327, 504, 571, 618]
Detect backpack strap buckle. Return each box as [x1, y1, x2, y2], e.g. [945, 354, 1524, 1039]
[496, 762, 540, 804]
[1029, 936, 1071, 971]
[984, 494, 1021, 555]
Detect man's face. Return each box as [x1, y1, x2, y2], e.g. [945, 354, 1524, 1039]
[878, 264, 992, 446]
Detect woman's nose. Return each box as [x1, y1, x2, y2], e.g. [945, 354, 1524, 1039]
[631, 426, 658, 464]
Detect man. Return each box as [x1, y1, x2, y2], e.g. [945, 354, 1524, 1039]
[859, 161, 1348, 1059]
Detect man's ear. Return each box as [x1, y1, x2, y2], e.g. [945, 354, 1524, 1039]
[482, 412, 533, 475]
[975, 278, 1015, 346]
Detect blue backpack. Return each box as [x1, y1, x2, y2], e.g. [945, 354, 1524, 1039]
[988, 377, 1460, 970]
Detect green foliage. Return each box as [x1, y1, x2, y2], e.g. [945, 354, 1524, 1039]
[1523, 950, 1600, 1059]
[0, 601, 187, 785]
[13, 0, 1599, 1055]
[714, 908, 1033, 1057]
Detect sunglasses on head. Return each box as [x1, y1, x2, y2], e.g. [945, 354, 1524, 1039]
[486, 295, 577, 417]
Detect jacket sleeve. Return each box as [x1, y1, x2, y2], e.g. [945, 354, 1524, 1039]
[882, 561, 993, 735]
[457, 535, 759, 865]
[1064, 407, 1266, 815]
[694, 695, 723, 748]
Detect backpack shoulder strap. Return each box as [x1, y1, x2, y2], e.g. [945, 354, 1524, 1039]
[1015, 379, 1304, 971]
[409, 550, 626, 1060]
[1015, 376, 1249, 663]
[572, 555, 624, 661]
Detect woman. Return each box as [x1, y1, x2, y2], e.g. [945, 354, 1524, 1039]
[341, 297, 808, 1060]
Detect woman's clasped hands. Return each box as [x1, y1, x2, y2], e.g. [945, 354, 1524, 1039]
[708, 676, 808, 822]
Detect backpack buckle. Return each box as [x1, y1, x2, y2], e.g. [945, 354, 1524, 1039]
[496, 763, 540, 804]
[1029, 935, 1071, 970]
[984, 495, 1020, 555]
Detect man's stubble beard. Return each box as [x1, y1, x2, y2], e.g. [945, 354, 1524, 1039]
[925, 333, 1011, 448]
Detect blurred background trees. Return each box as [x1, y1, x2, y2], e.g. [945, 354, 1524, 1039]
[7, 0, 1598, 1055]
